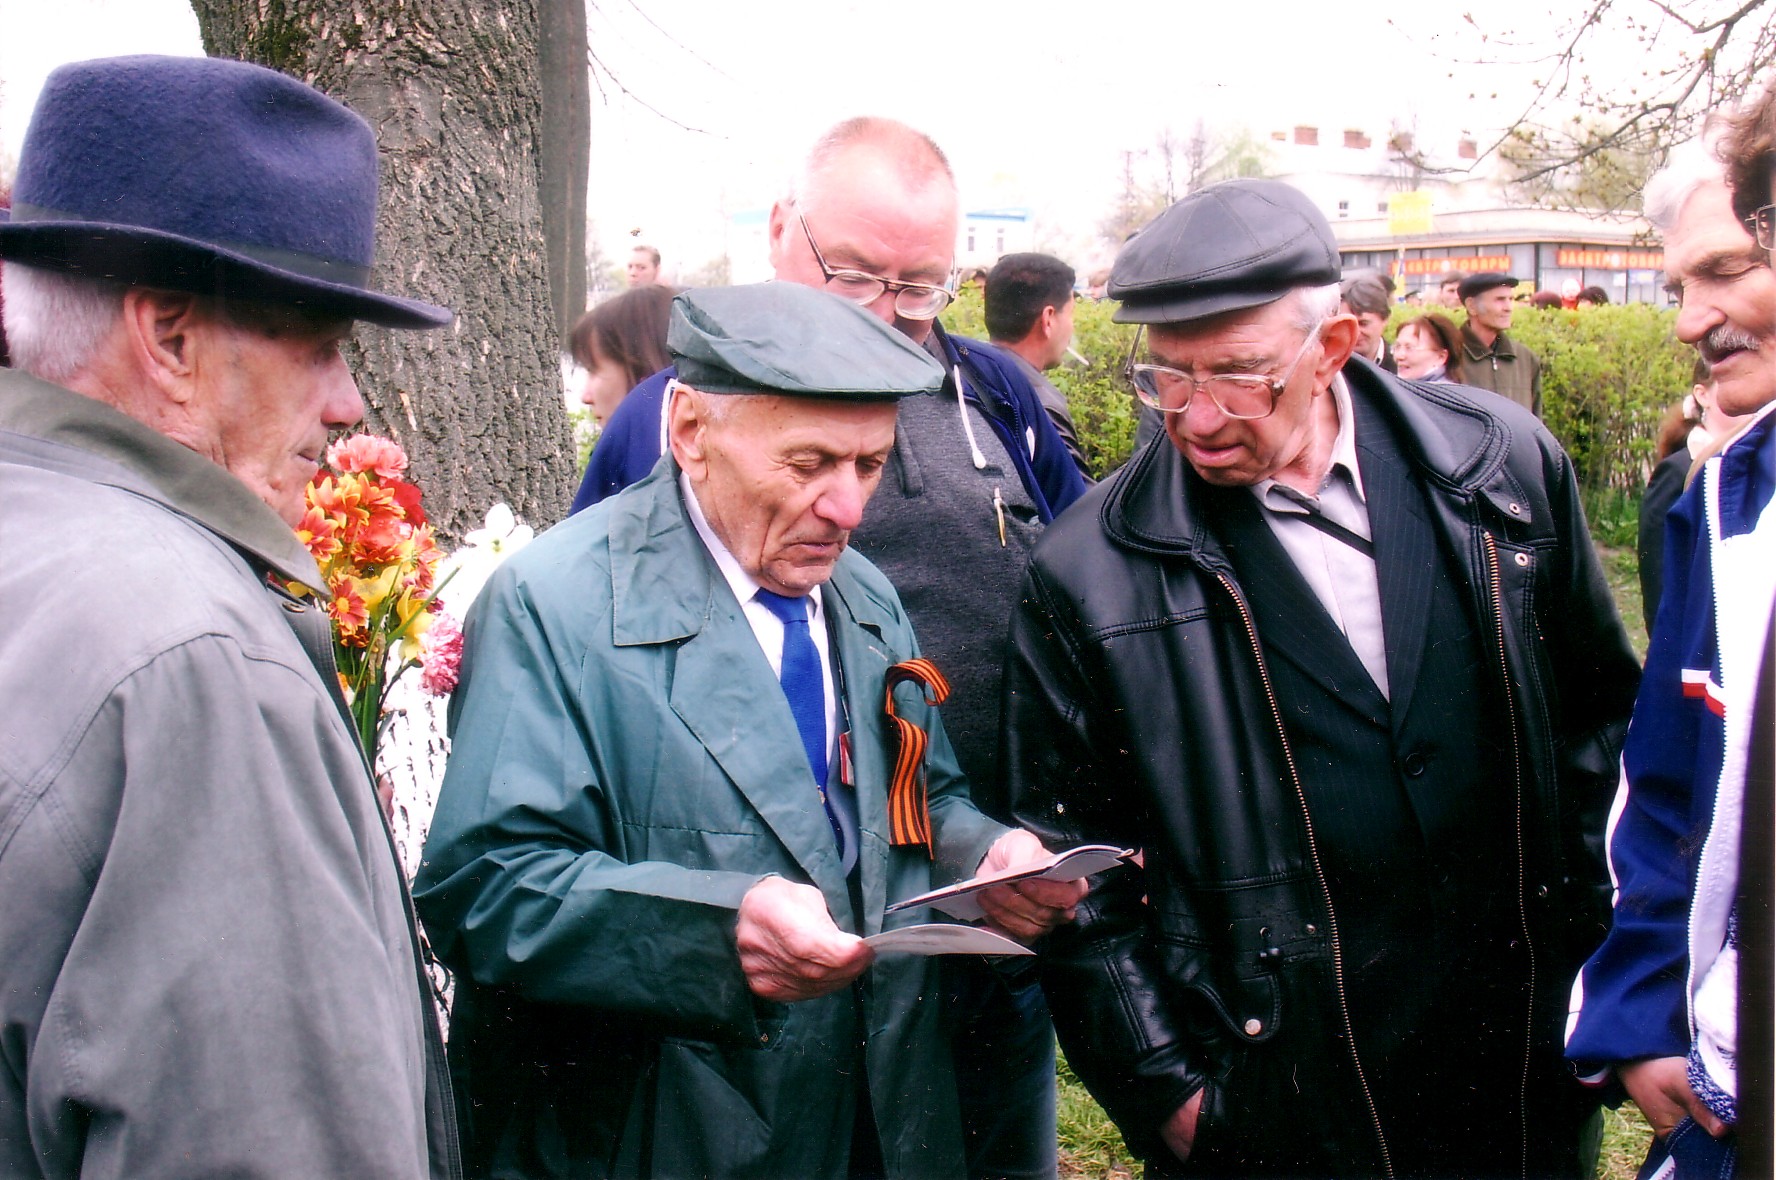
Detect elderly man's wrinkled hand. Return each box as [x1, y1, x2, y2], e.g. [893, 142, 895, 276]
[736, 876, 872, 1002]
[974, 828, 1089, 943]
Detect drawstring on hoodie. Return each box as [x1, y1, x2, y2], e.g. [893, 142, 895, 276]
[953, 364, 988, 470]
[951, 363, 1006, 544]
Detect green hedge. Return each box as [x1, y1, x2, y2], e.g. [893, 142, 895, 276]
[944, 290, 1139, 480]
[1501, 304, 1690, 498]
[945, 294, 1692, 497]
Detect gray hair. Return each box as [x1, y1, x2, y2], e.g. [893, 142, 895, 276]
[785, 116, 955, 214]
[669, 379, 739, 427]
[1645, 124, 1730, 233]
[1291, 283, 1343, 332]
[2, 262, 126, 384]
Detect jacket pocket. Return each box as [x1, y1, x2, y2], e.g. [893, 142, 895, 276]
[645, 1037, 777, 1177]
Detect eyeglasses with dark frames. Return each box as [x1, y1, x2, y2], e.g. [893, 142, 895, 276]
[797, 213, 956, 320]
[1124, 320, 1326, 421]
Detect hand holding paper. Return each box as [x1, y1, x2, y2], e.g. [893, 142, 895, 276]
[888, 838, 1131, 924]
[973, 830, 1096, 942]
[736, 876, 872, 1002]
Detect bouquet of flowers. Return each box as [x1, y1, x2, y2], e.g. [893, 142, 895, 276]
[294, 434, 459, 761]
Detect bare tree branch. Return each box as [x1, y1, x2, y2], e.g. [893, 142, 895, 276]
[1401, 0, 1774, 211]
[617, 0, 737, 83]
[584, 43, 717, 136]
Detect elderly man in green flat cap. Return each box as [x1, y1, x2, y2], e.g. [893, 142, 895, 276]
[416, 283, 1084, 1180]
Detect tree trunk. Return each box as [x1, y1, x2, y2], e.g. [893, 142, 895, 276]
[537, 0, 588, 341]
[190, 0, 576, 541]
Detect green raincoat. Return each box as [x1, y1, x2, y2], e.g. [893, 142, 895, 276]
[416, 460, 1007, 1179]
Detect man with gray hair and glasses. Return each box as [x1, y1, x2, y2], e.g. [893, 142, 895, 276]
[1642, 129, 1776, 428]
[988, 178, 1639, 1177]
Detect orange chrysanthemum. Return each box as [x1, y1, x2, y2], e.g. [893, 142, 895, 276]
[326, 578, 371, 645]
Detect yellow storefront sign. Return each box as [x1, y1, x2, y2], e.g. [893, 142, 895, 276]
[1388, 191, 1434, 236]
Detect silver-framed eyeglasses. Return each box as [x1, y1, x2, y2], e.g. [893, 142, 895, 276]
[1750, 203, 1775, 251]
[1125, 320, 1325, 420]
[797, 213, 956, 320]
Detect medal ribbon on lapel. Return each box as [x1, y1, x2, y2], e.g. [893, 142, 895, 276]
[884, 658, 949, 854]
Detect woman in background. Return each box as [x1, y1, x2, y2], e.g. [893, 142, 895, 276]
[569, 284, 675, 426]
[1391, 312, 1465, 384]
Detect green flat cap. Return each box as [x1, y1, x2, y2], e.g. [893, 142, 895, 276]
[668, 282, 945, 400]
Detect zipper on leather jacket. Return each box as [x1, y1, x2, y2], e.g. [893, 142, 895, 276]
[1216, 573, 1394, 1179]
[1482, 533, 1534, 1180]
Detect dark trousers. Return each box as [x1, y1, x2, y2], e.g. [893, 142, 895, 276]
[1637, 1120, 1736, 1180]
[947, 959, 1057, 1180]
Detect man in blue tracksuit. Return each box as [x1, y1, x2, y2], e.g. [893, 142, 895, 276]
[1565, 137, 1776, 1178]
[570, 117, 1085, 1180]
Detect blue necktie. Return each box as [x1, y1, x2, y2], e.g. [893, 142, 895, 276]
[754, 587, 831, 790]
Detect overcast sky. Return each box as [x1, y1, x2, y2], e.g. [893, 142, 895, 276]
[0, 0, 1695, 277]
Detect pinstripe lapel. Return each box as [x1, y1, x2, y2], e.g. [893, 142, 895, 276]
[1355, 397, 1435, 731]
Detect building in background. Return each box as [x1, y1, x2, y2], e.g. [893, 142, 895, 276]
[958, 206, 1035, 270]
[1266, 121, 1664, 303]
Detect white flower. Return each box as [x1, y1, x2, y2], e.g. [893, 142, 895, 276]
[463, 502, 534, 554]
[438, 503, 533, 616]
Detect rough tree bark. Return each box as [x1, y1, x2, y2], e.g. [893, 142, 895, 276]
[190, 0, 576, 541]
[537, 0, 588, 341]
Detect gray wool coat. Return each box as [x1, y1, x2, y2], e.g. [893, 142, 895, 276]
[0, 370, 459, 1179]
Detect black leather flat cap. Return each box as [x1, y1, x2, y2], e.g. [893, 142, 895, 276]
[1456, 271, 1518, 301]
[1108, 179, 1342, 324]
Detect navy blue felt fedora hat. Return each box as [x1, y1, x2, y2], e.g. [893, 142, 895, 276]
[0, 55, 451, 329]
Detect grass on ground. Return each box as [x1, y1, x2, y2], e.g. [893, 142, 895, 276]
[1059, 1061, 1654, 1179]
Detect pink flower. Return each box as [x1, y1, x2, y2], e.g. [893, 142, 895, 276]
[326, 434, 409, 479]
[420, 612, 464, 695]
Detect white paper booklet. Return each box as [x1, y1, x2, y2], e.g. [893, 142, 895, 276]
[884, 844, 1133, 921]
[864, 924, 1033, 956]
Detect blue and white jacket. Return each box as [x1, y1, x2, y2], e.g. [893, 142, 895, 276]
[1566, 404, 1776, 1121]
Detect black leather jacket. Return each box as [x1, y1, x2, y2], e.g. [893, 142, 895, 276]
[997, 366, 1639, 1174]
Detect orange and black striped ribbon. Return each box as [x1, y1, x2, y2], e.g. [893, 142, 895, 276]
[884, 658, 950, 855]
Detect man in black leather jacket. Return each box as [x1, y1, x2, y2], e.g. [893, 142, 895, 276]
[994, 180, 1640, 1178]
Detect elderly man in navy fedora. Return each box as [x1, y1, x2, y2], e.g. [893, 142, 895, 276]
[990, 179, 1639, 1177]
[0, 56, 460, 1178]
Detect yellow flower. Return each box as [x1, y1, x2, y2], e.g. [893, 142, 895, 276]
[398, 607, 435, 662]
